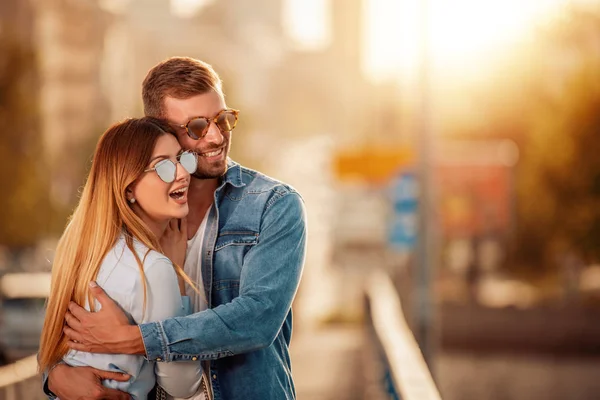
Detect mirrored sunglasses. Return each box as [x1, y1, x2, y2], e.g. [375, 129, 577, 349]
[177, 109, 239, 140]
[144, 150, 198, 183]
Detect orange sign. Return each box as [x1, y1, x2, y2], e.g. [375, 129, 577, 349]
[333, 146, 414, 184]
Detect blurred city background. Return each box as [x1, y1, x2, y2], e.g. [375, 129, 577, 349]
[0, 0, 599, 399]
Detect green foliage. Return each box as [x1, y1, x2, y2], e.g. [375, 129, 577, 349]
[0, 28, 50, 247]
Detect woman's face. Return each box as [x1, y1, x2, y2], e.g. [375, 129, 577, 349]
[129, 134, 191, 224]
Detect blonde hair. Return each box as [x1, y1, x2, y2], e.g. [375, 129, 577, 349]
[38, 117, 197, 372]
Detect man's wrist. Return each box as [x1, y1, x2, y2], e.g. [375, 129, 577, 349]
[123, 324, 146, 355]
[47, 363, 67, 397]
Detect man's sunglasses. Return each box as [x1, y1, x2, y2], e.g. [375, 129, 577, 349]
[144, 150, 198, 183]
[175, 109, 239, 140]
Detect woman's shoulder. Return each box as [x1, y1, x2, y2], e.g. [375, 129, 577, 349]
[110, 235, 172, 272]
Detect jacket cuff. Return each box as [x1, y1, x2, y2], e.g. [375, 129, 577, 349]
[139, 322, 167, 361]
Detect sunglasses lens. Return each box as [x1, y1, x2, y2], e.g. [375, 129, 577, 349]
[180, 151, 198, 174]
[155, 160, 176, 183]
[217, 111, 238, 132]
[187, 118, 209, 140]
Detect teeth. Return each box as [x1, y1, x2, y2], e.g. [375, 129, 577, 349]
[201, 148, 222, 157]
[170, 187, 187, 195]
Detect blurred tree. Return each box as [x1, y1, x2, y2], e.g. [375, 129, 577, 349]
[515, 8, 600, 271]
[0, 25, 50, 252]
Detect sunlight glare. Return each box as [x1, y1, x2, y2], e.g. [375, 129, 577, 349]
[170, 0, 215, 19]
[363, 0, 571, 82]
[283, 0, 332, 51]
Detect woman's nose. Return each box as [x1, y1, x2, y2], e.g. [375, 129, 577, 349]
[175, 161, 190, 180]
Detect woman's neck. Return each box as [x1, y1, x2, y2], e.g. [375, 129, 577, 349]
[138, 213, 168, 241]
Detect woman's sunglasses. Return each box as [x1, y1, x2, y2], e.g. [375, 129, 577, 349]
[176, 109, 239, 140]
[144, 150, 198, 183]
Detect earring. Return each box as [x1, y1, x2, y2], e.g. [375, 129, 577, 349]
[129, 198, 136, 204]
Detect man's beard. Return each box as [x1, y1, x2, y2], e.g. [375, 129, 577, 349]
[192, 163, 228, 179]
[190, 138, 230, 179]
[192, 155, 228, 179]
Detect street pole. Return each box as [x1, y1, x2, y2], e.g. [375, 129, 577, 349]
[415, 0, 437, 373]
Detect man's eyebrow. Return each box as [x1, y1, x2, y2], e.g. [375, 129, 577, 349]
[176, 109, 228, 124]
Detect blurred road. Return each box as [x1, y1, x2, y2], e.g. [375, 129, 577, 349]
[437, 351, 600, 400]
[290, 324, 388, 400]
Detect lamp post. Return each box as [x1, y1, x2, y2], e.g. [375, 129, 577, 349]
[415, 0, 437, 373]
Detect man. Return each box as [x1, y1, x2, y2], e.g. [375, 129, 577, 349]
[44, 57, 307, 400]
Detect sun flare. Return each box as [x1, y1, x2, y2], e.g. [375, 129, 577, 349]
[363, 0, 571, 82]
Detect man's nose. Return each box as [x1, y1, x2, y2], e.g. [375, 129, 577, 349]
[203, 121, 224, 145]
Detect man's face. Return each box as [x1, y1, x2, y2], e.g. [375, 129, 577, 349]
[163, 90, 231, 179]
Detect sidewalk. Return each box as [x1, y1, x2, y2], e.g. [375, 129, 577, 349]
[290, 323, 388, 400]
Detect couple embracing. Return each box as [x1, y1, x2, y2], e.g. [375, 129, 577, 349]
[38, 57, 306, 400]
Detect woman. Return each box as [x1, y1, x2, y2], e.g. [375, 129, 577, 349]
[38, 117, 206, 399]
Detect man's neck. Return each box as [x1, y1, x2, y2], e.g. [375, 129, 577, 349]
[186, 177, 219, 239]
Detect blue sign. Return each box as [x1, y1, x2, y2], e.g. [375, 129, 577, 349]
[388, 171, 419, 251]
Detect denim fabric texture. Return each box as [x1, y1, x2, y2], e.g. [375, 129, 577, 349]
[139, 159, 307, 400]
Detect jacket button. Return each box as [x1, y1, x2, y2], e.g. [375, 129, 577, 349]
[212, 374, 217, 380]
[192, 356, 198, 361]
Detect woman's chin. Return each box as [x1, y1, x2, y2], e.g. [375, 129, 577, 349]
[170, 204, 189, 219]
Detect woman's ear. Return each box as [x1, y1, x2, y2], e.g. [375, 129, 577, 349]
[125, 187, 135, 204]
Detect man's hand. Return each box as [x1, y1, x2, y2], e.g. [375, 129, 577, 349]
[64, 282, 145, 355]
[48, 363, 130, 400]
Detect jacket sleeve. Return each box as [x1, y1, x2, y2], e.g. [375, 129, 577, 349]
[139, 191, 307, 361]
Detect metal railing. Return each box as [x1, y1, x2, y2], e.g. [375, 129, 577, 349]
[366, 268, 442, 400]
[0, 355, 44, 400]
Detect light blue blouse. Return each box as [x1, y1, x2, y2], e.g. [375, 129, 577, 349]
[62, 235, 202, 400]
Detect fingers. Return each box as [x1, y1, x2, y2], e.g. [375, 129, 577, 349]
[64, 326, 85, 343]
[88, 281, 115, 309]
[101, 386, 132, 400]
[93, 368, 130, 382]
[64, 310, 83, 331]
[67, 340, 90, 352]
[67, 301, 89, 321]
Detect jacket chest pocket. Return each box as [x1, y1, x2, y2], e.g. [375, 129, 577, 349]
[214, 231, 259, 252]
[214, 231, 258, 273]
[213, 231, 258, 301]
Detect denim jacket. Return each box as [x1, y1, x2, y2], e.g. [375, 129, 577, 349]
[140, 159, 306, 400]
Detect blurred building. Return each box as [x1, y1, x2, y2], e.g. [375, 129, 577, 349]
[35, 0, 113, 213]
[0, 0, 48, 254]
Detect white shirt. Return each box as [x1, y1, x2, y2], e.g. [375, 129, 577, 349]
[62, 235, 203, 400]
[184, 210, 210, 314]
[169, 210, 211, 400]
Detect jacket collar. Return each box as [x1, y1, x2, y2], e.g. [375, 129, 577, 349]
[221, 158, 245, 188]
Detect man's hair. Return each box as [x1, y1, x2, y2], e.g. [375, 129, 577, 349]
[142, 57, 223, 117]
